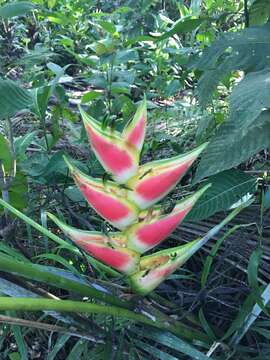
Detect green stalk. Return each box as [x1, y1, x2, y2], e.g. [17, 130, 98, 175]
[0, 297, 208, 341]
[0, 255, 209, 342]
[0, 253, 131, 309]
[0, 198, 119, 277]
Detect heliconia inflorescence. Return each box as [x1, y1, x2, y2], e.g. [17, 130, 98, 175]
[49, 96, 210, 295]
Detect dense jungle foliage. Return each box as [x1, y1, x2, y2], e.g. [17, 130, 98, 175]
[0, 0, 270, 359]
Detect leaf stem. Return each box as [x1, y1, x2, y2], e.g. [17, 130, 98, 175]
[0, 253, 131, 309]
[0, 297, 208, 341]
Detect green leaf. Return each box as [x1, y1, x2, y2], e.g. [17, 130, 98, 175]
[247, 248, 268, 314]
[66, 341, 87, 360]
[8, 171, 28, 211]
[194, 110, 270, 182]
[97, 20, 116, 34]
[9, 353, 21, 360]
[48, 334, 70, 360]
[0, 1, 35, 18]
[229, 69, 270, 133]
[222, 290, 257, 341]
[135, 340, 179, 360]
[198, 308, 216, 341]
[81, 91, 102, 103]
[188, 170, 257, 221]
[248, 248, 263, 293]
[35, 253, 82, 277]
[154, 17, 206, 41]
[0, 80, 34, 119]
[0, 134, 12, 172]
[14, 131, 37, 162]
[192, 24, 270, 106]
[47, 0, 57, 9]
[263, 187, 270, 211]
[0, 253, 129, 308]
[249, 0, 270, 25]
[8, 311, 28, 360]
[228, 284, 270, 346]
[200, 224, 251, 288]
[133, 328, 212, 360]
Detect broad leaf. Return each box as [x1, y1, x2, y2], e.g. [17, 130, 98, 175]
[191, 24, 270, 106]
[187, 170, 257, 221]
[194, 110, 270, 182]
[0, 1, 35, 18]
[0, 80, 34, 119]
[229, 69, 270, 133]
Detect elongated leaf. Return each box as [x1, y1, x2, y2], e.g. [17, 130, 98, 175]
[247, 248, 268, 314]
[194, 110, 270, 182]
[0, 253, 131, 309]
[200, 223, 253, 287]
[0, 2, 35, 18]
[229, 284, 270, 346]
[66, 341, 87, 360]
[135, 340, 179, 360]
[191, 24, 270, 106]
[188, 170, 256, 221]
[8, 312, 28, 360]
[0, 134, 12, 171]
[133, 328, 212, 360]
[0, 80, 33, 119]
[48, 334, 70, 360]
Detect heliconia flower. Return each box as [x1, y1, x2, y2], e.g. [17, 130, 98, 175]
[122, 96, 147, 153]
[47, 213, 140, 274]
[127, 143, 208, 209]
[64, 157, 139, 230]
[129, 238, 207, 295]
[79, 106, 139, 184]
[126, 185, 210, 253]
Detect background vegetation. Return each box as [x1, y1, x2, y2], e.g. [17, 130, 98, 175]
[0, 0, 270, 359]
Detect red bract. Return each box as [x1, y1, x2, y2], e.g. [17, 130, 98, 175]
[50, 97, 210, 294]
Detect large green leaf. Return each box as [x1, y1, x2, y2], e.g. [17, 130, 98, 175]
[191, 24, 270, 106]
[228, 69, 270, 133]
[187, 170, 256, 221]
[194, 109, 270, 182]
[0, 1, 35, 19]
[249, 0, 270, 25]
[0, 80, 34, 119]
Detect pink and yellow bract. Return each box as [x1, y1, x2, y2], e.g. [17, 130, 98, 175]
[49, 96, 210, 295]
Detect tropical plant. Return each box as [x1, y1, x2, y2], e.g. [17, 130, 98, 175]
[47, 97, 213, 295]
